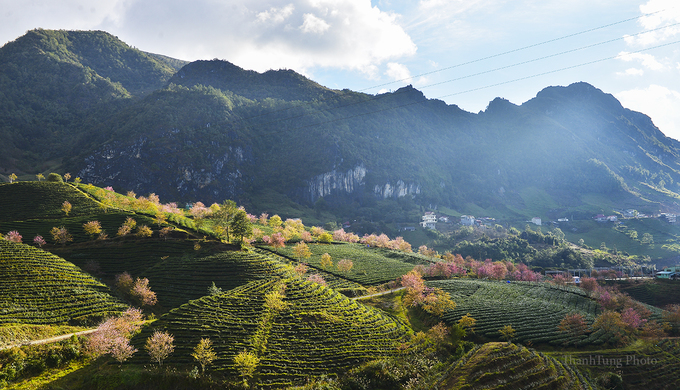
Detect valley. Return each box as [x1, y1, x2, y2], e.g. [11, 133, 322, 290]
[2, 28, 680, 389]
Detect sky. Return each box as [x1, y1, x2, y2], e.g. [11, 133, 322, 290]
[1, 0, 680, 139]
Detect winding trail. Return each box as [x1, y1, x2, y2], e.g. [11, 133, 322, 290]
[352, 286, 405, 300]
[0, 328, 98, 351]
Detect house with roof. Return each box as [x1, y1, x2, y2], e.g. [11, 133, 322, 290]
[421, 212, 437, 230]
[656, 266, 680, 279]
[460, 215, 475, 226]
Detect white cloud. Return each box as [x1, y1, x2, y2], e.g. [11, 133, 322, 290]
[616, 85, 680, 140]
[618, 52, 666, 71]
[616, 68, 645, 76]
[385, 62, 412, 83]
[110, 0, 415, 77]
[300, 13, 330, 34]
[257, 4, 295, 23]
[626, 0, 680, 46]
[418, 0, 448, 9]
[0, 0, 416, 79]
[0, 0, 133, 44]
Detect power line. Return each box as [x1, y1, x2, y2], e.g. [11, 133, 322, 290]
[237, 23, 680, 133]
[277, 39, 680, 133]
[418, 22, 680, 91]
[223, 9, 673, 125]
[359, 8, 672, 93]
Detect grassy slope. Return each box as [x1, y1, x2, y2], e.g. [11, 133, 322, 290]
[129, 277, 411, 387]
[0, 182, 104, 221]
[612, 279, 680, 308]
[431, 279, 661, 347]
[0, 240, 126, 325]
[270, 243, 431, 285]
[439, 342, 594, 390]
[546, 339, 680, 389]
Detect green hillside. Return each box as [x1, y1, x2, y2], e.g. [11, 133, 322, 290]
[0, 240, 126, 325]
[431, 279, 661, 346]
[439, 342, 595, 389]
[270, 242, 431, 285]
[554, 339, 680, 388]
[130, 277, 411, 387]
[613, 279, 680, 308]
[140, 250, 289, 309]
[0, 182, 104, 221]
[0, 29, 178, 171]
[168, 59, 338, 102]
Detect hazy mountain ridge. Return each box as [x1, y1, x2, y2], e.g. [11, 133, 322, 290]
[2, 29, 680, 223]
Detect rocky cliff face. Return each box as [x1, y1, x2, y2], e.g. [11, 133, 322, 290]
[306, 164, 420, 203]
[373, 181, 421, 199]
[77, 129, 252, 204]
[307, 165, 367, 203]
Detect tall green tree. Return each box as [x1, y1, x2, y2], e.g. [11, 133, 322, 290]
[212, 200, 238, 241]
[230, 208, 252, 244]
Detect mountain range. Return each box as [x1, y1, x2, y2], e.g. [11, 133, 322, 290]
[3, 28, 680, 228]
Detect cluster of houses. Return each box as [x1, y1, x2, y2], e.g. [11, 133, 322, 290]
[656, 266, 680, 279]
[596, 209, 678, 224]
[413, 208, 679, 232]
[417, 213, 495, 230]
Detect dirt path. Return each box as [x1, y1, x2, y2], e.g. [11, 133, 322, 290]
[353, 287, 405, 300]
[0, 328, 98, 351]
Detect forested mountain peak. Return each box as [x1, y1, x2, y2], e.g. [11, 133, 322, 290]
[0, 29, 181, 170]
[4, 29, 680, 233]
[168, 59, 338, 101]
[2, 29, 177, 95]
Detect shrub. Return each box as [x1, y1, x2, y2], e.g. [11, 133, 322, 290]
[136, 225, 153, 238]
[318, 232, 333, 243]
[50, 226, 73, 245]
[83, 221, 102, 237]
[61, 201, 72, 216]
[47, 173, 63, 182]
[145, 331, 174, 366]
[192, 338, 217, 374]
[234, 350, 259, 380]
[131, 278, 157, 307]
[5, 231, 22, 243]
[33, 235, 46, 248]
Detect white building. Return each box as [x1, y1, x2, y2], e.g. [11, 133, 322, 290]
[421, 212, 437, 229]
[531, 217, 542, 226]
[460, 215, 475, 226]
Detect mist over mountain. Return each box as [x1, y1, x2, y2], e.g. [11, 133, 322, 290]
[3, 29, 680, 225]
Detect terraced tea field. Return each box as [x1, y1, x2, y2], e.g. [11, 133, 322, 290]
[131, 277, 411, 387]
[141, 250, 290, 308]
[253, 248, 367, 294]
[53, 239, 203, 277]
[270, 243, 430, 285]
[431, 279, 662, 346]
[614, 279, 680, 308]
[0, 182, 104, 221]
[439, 342, 595, 389]
[0, 240, 126, 325]
[1, 212, 157, 246]
[553, 339, 680, 389]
